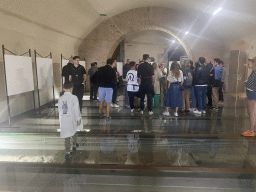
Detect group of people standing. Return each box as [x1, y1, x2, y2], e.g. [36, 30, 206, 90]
[162, 57, 225, 117]
[89, 54, 227, 118]
[92, 55, 156, 119]
[61, 55, 226, 119]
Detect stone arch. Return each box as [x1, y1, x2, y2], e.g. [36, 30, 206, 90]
[79, 7, 197, 69]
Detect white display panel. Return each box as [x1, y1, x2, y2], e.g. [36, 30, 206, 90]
[4, 55, 34, 96]
[62, 59, 69, 67]
[36, 58, 53, 89]
[117, 62, 123, 76]
[79, 61, 86, 70]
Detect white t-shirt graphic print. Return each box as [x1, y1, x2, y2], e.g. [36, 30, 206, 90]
[126, 70, 139, 92]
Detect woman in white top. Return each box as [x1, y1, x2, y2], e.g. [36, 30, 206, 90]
[163, 62, 183, 117]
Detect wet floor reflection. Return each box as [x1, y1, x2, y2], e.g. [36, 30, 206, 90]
[0, 94, 255, 172]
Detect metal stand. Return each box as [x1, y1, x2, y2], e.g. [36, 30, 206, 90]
[2, 45, 11, 125]
[2, 45, 31, 126]
[34, 50, 40, 114]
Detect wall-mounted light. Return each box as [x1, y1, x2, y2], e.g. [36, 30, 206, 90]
[213, 7, 222, 15]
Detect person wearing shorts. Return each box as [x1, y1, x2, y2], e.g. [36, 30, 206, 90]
[97, 59, 116, 120]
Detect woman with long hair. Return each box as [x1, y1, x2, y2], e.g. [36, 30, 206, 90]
[163, 62, 183, 117]
[242, 58, 256, 136]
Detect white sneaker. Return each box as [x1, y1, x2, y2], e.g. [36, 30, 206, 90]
[193, 110, 202, 115]
[162, 111, 170, 116]
[110, 103, 113, 107]
[113, 104, 119, 108]
[202, 110, 206, 114]
[174, 112, 178, 117]
[131, 109, 134, 113]
[139, 110, 143, 115]
[149, 111, 153, 115]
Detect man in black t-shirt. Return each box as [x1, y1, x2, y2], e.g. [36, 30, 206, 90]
[137, 54, 154, 115]
[97, 59, 117, 120]
[62, 59, 73, 82]
[69, 56, 86, 111]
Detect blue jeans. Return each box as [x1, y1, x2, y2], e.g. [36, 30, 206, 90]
[191, 86, 197, 109]
[195, 86, 207, 111]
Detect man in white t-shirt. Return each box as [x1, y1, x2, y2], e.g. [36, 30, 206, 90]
[126, 61, 140, 113]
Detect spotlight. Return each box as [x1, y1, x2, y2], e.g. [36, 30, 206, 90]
[213, 7, 222, 15]
[185, 31, 189, 35]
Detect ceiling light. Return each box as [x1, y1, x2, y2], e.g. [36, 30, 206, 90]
[213, 7, 222, 15]
[185, 31, 189, 35]
[172, 40, 175, 43]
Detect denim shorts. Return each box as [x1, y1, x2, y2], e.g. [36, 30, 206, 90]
[246, 89, 256, 100]
[98, 87, 113, 103]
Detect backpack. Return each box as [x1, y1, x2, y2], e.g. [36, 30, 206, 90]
[183, 69, 193, 86]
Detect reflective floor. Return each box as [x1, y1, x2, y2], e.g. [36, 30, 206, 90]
[1, 92, 256, 191]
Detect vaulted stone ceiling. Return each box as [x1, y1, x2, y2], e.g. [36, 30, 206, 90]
[1, 0, 256, 42]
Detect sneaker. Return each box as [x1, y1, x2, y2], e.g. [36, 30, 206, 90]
[131, 109, 134, 113]
[65, 152, 71, 160]
[149, 111, 153, 115]
[193, 110, 202, 115]
[174, 112, 178, 117]
[202, 110, 206, 114]
[241, 130, 256, 136]
[139, 110, 143, 115]
[110, 103, 114, 107]
[162, 111, 170, 116]
[113, 104, 119, 108]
